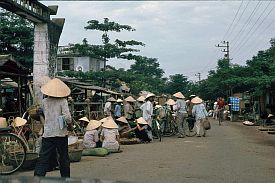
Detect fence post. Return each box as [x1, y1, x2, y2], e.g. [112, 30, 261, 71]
[85, 98, 91, 120]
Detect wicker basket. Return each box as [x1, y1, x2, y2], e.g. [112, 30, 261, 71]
[27, 105, 40, 121]
[68, 149, 83, 162]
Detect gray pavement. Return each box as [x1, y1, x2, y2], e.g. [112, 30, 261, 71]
[15, 119, 275, 183]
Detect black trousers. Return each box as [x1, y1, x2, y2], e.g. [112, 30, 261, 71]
[34, 136, 70, 177]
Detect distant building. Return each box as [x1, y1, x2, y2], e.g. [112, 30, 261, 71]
[56, 45, 105, 72]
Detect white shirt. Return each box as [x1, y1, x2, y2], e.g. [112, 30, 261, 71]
[140, 101, 153, 121]
[104, 102, 112, 115]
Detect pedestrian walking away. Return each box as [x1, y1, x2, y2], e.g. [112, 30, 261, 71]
[173, 92, 188, 138]
[34, 78, 72, 177]
[191, 96, 208, 137]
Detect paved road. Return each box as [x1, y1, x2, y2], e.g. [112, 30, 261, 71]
[16, 119, 275, 183]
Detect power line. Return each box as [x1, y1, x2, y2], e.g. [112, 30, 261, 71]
[233, 1, 275, 59]
[230, 1, 262, 49]
[231, 0, 272, 55]
[238, 13, 275, 64]
[222, 0, 244, 41]
[226, 0, 251, 41]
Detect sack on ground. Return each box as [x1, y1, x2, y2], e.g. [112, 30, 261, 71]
[203, 119, 211, 130]
[82, 148, 109, 157]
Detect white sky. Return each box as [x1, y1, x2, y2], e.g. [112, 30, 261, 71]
[43, 1, 275, 81]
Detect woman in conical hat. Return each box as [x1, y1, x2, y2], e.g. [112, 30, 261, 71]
[78, 116, 90, 131]
[34, 78, 72, 177]
[134, 117, 151, 143]
[100, 116, 120, 152]
[191, 97, 208, 137]
[124, 96, 136, 120]
[116, 116, 136, 139]
[83, 120, 101, 149]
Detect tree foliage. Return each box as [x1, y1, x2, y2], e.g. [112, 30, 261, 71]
[0, 9, 34, 69]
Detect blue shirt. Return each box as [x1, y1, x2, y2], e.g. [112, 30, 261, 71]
[114, 104, 122, 117]
[192, 103, 208, 120]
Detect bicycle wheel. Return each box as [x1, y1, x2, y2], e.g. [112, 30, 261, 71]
[0, 133, 27, 175]
[162, 119, 176, 137]
[218, 111, 222, 125]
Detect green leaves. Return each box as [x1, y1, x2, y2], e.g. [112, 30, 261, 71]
[0, 9, 34, 69]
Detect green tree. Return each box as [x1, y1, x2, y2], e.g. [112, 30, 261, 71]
[0, 9, 34, 69]
[164, 74, 190, 95]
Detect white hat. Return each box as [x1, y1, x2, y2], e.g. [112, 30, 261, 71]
[268, 114, 274, 118]
[136, 117, 148, 125]
[137, 96, 145, 102]
[191, 97, 203, 104]
[13, 117, 27, 127]
[0, 117, 7, 128]
[214, 102, 218, 105]
[107, 97, 116, 102]
[125, 96, 136, 102]
[86, 120, 101, 131]
[166, 99, 176, 106]
[102, 116, 118, 129]
[78, 117, 89, 123]
[155, 105, 162, 108]
[173, 92, 185, 99]
[116, 99, 123, 103]
[116, 116, 128, 124]
[41, 78, 71, 98]
[145, 93, 155, 100]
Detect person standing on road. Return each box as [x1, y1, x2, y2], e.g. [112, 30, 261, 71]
[192, 96, 208, 137]
[217, 97, 225, 121]
[124, 96, 136, 120]
[34, 78, 72, 177]
[173, 92, 188, 138]
[104, 97, 116, 116]
[114, 99, 123, 119]
[140, 93, 155, 140]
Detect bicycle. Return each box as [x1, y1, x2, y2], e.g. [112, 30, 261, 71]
[0, 127, 27, 175]
[151, 117, 162, 142]
[218, 109, 224, 125]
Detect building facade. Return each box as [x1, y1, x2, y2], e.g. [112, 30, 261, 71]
[57, 46, 105, 72]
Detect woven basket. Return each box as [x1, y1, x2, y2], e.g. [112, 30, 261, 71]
[27, 105, 40, 121]
[68, 149, 83, 162]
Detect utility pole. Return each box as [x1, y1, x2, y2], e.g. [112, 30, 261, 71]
[215, 41, 230, 64]
[195, 72, 201, 82]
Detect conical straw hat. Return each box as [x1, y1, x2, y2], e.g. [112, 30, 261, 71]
[107, 97, 116, 102]
[145, 93, 155, 100]
[191, 96, 203, 104]
[125, 96, 136, 102]
[14, 117, 27, 127]
[0, 117, 7, 128]
[137, 96, 145, 102]
[116, 116, 128, 124]
[99, 117, 107, 124]
[86, 120, 101, 131]
[78, 117, 89, 123]
[116, 99, 123, 103]
[166, 99, 176, 106]
[102, 116, 118, 129]
[136, 117, 148, 125]
[41, 78, 71, 98]
[173, 92, 185, 99]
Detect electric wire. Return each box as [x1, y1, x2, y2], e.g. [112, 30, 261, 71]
[230, 0, 262, 50]
[238, 14, 275, 65]
[225, 0, 251, 41]
[233, 1, 275, 59]
[222, 0, 244, 41]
